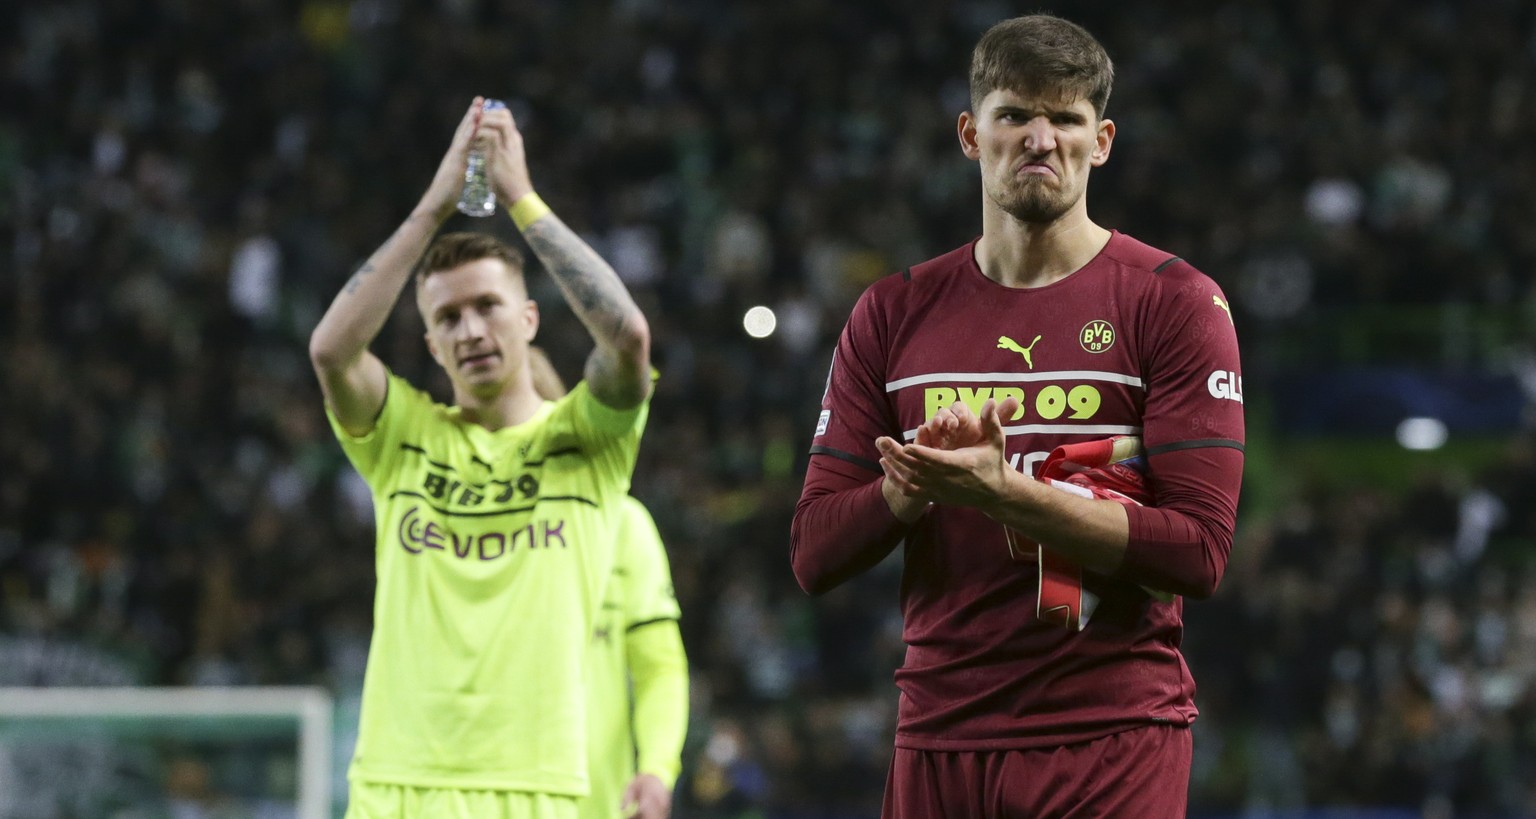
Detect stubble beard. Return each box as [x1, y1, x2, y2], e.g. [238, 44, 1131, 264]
[453, 359, 509, 400]
[461, 375, 512, 405]
[988, 176, 1075, 224]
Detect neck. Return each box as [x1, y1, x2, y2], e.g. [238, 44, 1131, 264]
[452, 373, 544, 431]
[975, 202, 1112, 289]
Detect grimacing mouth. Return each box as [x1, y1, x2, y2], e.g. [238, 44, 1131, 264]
[1014, 157, 1058, 177]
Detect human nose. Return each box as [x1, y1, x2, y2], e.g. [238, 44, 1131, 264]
[454, 310, 486, 342]
[1021, 117, 1057, 154]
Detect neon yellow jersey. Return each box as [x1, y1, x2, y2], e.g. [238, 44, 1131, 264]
[329, 371, 649, 795]
[580, 497, 682, 819]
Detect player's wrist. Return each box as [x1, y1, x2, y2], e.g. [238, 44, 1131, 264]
[980, 468, 1031, 515]
[506, 189, 548, 230]
[881, 477, 930, 523]
[635, 769, 675, 789]
[413, 198, 456, 225]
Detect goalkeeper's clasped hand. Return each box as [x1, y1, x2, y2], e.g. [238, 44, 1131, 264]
[876, 397, 1022, 510]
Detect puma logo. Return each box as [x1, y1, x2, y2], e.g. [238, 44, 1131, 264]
[997, 335, 1043, 369]
[1212, 295, 1233, 325]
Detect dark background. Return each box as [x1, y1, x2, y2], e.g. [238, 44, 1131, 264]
[3, 0, 1535, 815]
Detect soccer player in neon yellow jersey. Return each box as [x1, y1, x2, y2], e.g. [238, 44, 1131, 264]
[528, 348, 688, 819]
[309, 98, 653, 819]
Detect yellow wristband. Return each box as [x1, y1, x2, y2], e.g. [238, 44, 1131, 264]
[509, 192, 551, 231]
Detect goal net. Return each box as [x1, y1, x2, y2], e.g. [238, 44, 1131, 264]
[0, 686, 333, 818]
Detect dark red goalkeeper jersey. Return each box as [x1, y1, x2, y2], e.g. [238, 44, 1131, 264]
[793, 233, 1244, 750]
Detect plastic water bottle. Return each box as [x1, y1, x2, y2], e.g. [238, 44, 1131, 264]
[457, 99, 507, 218]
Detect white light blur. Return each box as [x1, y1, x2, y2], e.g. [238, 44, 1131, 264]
[743, 305, 777, 339]
[1397, 417, 1448, 451]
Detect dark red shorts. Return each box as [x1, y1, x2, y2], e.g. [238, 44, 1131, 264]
[882, 724, 1192, 819]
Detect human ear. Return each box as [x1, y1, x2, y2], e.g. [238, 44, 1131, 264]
[1091, 118, 1115, 166]
[958, 111, 982, 161]
[523, 300, 540, 342]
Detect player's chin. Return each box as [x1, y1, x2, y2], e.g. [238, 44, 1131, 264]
[461, 370, 509, 395]
[1003, 199, 1069, 223]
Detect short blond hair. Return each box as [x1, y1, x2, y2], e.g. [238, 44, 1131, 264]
[416, 232, 526, 286]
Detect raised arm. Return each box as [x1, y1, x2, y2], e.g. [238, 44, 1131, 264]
[478, 108, 651, 410]
[309, 99, 485, 434]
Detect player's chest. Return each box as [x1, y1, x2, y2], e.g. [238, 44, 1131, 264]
[383, 451, 608, 570]
[392, 429, 585, 515]
[886, 300, 1144, 436]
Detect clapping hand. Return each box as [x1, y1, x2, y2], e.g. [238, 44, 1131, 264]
[876, 397, 1021, 510]
[475, 103, 536, 206]
[418, 97, 486, 221]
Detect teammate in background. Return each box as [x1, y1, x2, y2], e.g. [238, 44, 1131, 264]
[309, 98, 652, 818]
[791, 15, 1244, 818]
[527, 347, 688, 819]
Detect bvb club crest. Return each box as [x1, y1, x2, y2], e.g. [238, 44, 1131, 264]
[1080, 320, 1115, 353]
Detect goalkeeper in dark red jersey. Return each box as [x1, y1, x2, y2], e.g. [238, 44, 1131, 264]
[792, 13, 1244, 818]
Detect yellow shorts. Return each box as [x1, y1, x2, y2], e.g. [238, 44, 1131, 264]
[345, 782, 578, 819]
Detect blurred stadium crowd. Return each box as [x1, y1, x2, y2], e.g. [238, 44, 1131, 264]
[3, 0, 1536, 815]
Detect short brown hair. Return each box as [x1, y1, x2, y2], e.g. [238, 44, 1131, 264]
[969, 15, 1114, 118]
[416, 232, 526, 285]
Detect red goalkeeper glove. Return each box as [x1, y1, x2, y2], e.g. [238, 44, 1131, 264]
[1004, 436, 1173, 630]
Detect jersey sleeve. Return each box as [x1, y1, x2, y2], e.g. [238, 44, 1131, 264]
[809, 287, 899, 472]
[560, 378, 653, 490]
[616, 497, 688, 789]
[626, 619, 688, 789]
[793, 282, 913, 595]
[324, 370, 426, 489]
[1138, 267, 1244, 454]
[618, 498, 681, 628]
[1115, 266, 1245, 598]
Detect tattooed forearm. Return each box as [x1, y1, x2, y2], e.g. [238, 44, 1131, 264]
[343, 262, 375, 294]
[341, 215, 418, 296]
[521, 212, 650, 405]
[523, 215, 642, 348]
[311, 208, 442, 369]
